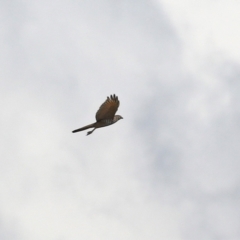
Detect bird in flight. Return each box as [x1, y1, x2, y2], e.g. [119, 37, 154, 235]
[72, 94, 123, 135]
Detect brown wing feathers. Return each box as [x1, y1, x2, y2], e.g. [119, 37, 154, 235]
[95, 94, 120, 121]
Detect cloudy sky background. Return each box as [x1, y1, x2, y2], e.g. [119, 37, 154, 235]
[1, 0, 240, 239]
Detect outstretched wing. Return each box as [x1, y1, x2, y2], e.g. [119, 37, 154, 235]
[95, 94, 120, 121]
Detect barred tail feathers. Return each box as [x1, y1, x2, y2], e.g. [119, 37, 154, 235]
[72, 123, 95, 133]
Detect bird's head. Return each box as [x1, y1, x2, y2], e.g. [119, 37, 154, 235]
[114, 115, 123, 122]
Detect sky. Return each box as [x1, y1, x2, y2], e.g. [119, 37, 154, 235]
[1, 0, 240, 239]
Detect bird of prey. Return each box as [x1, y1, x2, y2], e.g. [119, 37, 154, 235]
[72, 94, 123, 135]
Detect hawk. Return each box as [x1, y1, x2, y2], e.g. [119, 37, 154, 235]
[72, 94, 123, 135]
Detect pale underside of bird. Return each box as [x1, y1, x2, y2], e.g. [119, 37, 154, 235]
[72, 94, 123, 135]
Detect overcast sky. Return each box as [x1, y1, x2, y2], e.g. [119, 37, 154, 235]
[1, 0, 240, 239]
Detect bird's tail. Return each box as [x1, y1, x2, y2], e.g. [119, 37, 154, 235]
[72, 123, 96, 133]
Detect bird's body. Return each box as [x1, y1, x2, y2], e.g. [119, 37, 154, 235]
[72, 94, 123, 135]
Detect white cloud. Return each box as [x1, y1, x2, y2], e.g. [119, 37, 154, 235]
[158, 0, 240, 74]
[0, 0, 240, 239]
